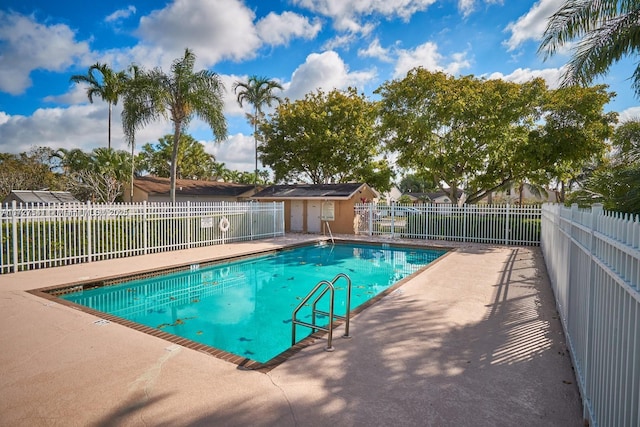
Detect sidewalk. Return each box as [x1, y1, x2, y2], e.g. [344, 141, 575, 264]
[0, 236, 582, 426]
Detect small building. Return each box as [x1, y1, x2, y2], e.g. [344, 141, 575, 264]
[380, 186, 403, 204]
[2, 190, 79, 205]
[252, 183, 378, 234]
[124, 176, 255, 203]
[405, 190, 462, 204]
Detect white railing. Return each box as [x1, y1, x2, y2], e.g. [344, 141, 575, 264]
[0, 201, 285, 274]
[541, 203, 640, 427]
[354, 203, 541, 246]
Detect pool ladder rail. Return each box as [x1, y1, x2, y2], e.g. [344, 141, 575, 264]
[291, 273, 352, 352]
[323, 220, 335, 244]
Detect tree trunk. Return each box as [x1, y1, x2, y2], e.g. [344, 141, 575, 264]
[130, 137, 135, 201]
[519, 183, 524, 205]
[108, 102, 112, 150]
[253, 109, 258, 190]
[170, 127, 181, 203]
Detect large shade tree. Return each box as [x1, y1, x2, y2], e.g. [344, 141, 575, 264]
[122, 48, 227, 202]
[259, 87, 393, 190]
[232, 75, 283, 187]
[70, 63, 129, 149]
[527, 84, 616, 201]
[376, 69, 547, 204]
[539, 1, 640, 95]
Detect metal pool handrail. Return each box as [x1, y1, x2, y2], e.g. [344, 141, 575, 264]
[324, 220, 335, 244]
[291, 273, 352, 352]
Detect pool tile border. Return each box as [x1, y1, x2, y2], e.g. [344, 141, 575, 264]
[29, 239, 453, 373]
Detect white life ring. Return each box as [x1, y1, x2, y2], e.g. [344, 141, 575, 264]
[219, 216, 230, 232]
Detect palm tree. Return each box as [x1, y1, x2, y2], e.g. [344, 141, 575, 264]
[539, 1, 640, 95]
[70, 63, 128, 149]
[232, 76, 283, 187]
[54, 148, 92, 174]
[122, 48, 228, 202]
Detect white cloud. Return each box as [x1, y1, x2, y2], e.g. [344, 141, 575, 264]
[459, 0, 476, 17]
[292, 0, 437, 33]
[105, 6, 137, 23]
[322, 33, 357, 51]
[0, 11, 90, 95]
[218, 74, 248, 117]
[504, 0, 563, 52]
[358, 38, 393, 62]
[618, 107, 640, 123]
[284, 51, 376, 101]
[43, 84, 94, 106]
[487, 67, 564, 89]
[0, 103, 172, 155]
[459, 0, 503, 18]
[256, 11, 321, 46]
[136, 0, 261, 67]
[204, 133, 255, 172]
[393, 41, 470, 78]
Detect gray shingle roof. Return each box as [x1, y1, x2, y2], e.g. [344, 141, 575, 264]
[3, 190, 80, 204]
[252, 183, 365, 199]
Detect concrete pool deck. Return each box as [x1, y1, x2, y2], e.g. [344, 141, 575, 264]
[0, 235, 582, 426]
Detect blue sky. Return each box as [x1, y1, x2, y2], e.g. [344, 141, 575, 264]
[0, 0, 638, 173]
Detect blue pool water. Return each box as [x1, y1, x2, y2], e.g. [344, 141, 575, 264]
[61, 242, 446, 363]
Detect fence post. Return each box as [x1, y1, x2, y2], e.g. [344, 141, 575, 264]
[463, 204, 468, 243]
[11, 200, 18, 273]
[504, 203, 511, 245]
[390, 202, 396, 238]
[583, 203, 602, 423]
[86, 201, 93, 263]
[221, 201, 226, 244]
[250, 201, 254, 240]
[143, 201, 148, 255]
[273, 202, 277, 236]
[187, 200, 192, 249]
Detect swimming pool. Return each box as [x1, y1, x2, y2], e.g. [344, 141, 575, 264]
[56, 241, 446, 366]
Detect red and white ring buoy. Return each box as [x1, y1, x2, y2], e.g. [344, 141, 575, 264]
[219, 216, 230, 232]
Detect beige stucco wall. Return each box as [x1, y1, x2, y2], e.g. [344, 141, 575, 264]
[122, 186, 148, 203]
[255, 185, 377, 235]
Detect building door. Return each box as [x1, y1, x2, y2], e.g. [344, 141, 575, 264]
[307, 201, 322, 233]
[290, 200, 304, 232]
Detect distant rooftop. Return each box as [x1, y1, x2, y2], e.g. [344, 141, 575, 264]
[134, 176, 254, 197]
[252, 183, 368, 200]
[2, 190, 80, 204]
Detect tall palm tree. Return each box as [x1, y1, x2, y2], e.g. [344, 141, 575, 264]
[539, 1, 640, 95]
[122, 48, 228, 202]
[70, 63, 129, 149]
[232, 75, 283, 187]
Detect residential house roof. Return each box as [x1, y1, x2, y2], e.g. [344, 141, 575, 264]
[134, 176, 254, 197]
[252, 183, 371, 200]
[2, 190, 80, 204]
[406, 189, 463, 202]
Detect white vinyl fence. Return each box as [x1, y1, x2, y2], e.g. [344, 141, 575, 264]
[0, 201, 285, 274]
[354, 203, 541, 246]
[541, 203, 640, 427]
